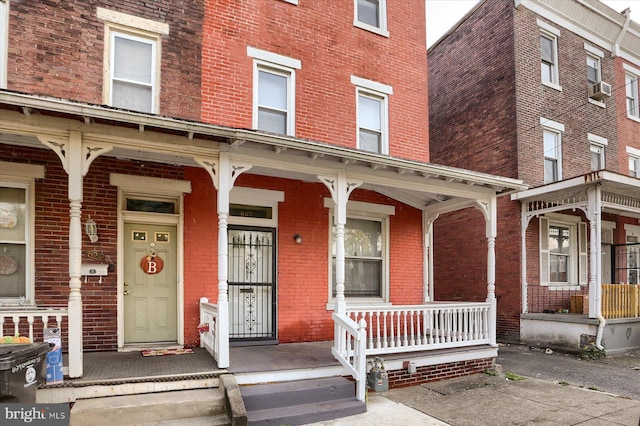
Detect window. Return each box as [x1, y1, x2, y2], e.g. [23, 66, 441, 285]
[588, 133, 606, 172]
[332, 217, 383, 298]
[0, 0, 8, 88]
[538, 20, 560, 88]
[586, 55, 600, 86]
[352, 76, 392, 155]
[325, 199, 393, 304]
[626, 73, 639, 119]
[543, 130, 560, 183]
[248, 47, 301, 136]
[0, 162, 43, 306]
[627, 146, 640, 177]
[540, 215, 587, 287]
[98, 8, 168, 114]
[354, 0, 388, 37]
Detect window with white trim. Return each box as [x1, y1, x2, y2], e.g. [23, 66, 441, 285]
[248, 47, 301, 136]
[543, 129, 561, 183]
[326, 199, 393, 304]
[352, 76, 392, 155]
[354, 0, 388, 37]
[626, 72, 639, 119]
[586, 54, 600, 87]
[627, 146, 640, 177]
[0, 162, 43, 306]
[98, 8, 168, 114]
[540, 215, 587, 288]
[0, 0, 8, 88]
[588, 133, 606, 172]
[538, 20, 560, 89]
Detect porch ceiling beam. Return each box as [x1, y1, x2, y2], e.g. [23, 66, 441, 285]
[369, 186, 437, 210]
[422, 197, 478, 216]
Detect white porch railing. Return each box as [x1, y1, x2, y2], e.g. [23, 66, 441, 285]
[346, 302, 491, 354]
[0, 307, 68, 342]
[331, 313, 367, 402]
[199, 297, 220, 364]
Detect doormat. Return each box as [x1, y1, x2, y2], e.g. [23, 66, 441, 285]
[141, 348, 194, 357]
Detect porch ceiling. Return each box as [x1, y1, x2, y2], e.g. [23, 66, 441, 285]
[0, 90, 526, 210]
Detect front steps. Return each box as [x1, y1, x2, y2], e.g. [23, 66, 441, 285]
[240, 376, 366, 425]
[69, 388, 229, 426]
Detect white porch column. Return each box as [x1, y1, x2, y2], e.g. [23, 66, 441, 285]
[477, 196, 498, 346]
[586, 186, 602, 320]
[38, 131, 112, 378]
[422, 212, 438, 302]
[197, 153, 251, 368]
[319, 171, 361, 315]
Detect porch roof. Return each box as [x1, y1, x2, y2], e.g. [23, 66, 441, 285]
[511, 170, 640, 219]
[0, 90, 526, 210]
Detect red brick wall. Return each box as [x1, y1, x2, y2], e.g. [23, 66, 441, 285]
[616, 58, 640, 171]
[201, 0, 429, 161]
[182, 170, 425, 345]
[7, 1, 203, 121]
[385, 357, 494, 389]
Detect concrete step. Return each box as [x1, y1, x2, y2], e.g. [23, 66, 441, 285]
[241, 377, 366, 425]
[70, 388, 229, 426]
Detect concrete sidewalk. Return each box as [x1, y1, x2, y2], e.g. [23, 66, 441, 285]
[307, 370, 640, 425]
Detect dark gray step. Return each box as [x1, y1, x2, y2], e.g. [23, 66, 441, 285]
[247, 397, 366, 426]
[241, 376, 355, 411]
[70, 388, 226, 426]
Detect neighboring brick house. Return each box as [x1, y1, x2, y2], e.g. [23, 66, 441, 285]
[0, 0, 525, 401]
[429, 0, 640, 353]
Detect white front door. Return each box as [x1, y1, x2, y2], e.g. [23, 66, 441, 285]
[123, 223, 177, 343]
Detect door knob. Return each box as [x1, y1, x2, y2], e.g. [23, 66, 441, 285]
[124, 290, 129, 295]
[124, 282, 129, 286]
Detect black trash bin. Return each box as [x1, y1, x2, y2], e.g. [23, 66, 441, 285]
[0, 342, 49, 403]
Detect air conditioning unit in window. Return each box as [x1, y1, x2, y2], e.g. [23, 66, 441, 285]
[589, 81, 612, 101]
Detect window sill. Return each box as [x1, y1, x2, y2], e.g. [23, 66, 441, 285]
[628, 114, 640, 123]
[588, 98, 606, 108]
[326, 299, 391, 311]
[542, 81, 562, 92]
[544, 284, 585, 291]
[353, 21, 389, 38]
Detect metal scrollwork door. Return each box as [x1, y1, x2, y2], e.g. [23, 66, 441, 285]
[228, 226, 276, 342]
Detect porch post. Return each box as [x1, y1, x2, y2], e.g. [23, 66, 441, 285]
[586, 186, 602, 320]
[521, 204, 529, 314]
[483, 196, 498, 346]
[319, 171, 361, 315]
[422, 212, 438, 302]
[196, 153, 251, 368]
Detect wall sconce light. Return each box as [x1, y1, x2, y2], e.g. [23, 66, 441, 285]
[293, 234, 302, 244]
[85, 216, 98, 243]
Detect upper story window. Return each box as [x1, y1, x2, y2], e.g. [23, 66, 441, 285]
[588, 133, 607, 172]
[586, 55, 600, 86]
[351, 76, 392, 155]
[0, 162, 44, 306]
[0, 0, 8, 88]
[625, 64, 640, 120]
[354, 0, 388, 37]
[538, 20, 560, 90]
[97, 8, 169, 114]
[542, 118, 564, 184]
[248, 47, 301, 136]
[628, 147, 640, 177]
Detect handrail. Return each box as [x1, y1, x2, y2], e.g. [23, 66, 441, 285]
[332, 312, 367, 402]
[0, 307, 68, 344]
[199, 297, 219, 363]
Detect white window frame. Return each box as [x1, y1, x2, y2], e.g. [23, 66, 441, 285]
[627, 146, 640, 177]
[0, 0, 8, 88]
[352, 76, 392, 155]
[540, 214, 587, 290]
[97, 8, 168, 114]
[588, 133, 607, 172]
[280, 0, 298, 4]
[538, 20, 561, 91]
[248, 47, 301, 137]
[0, 162, 44, 306]
[541, 118, 564, 183]
[324, 199, 394, 308]
[353, 0, 389, 37]
[624, 64, 640, 121]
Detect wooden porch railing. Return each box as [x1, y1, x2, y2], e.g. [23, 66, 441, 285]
[602, 284, 640, 319]
[0, 308, 68, 343]
[199, 297, 220, 363]
[346, 302, 491, 354]
[331, 313, 367, 402]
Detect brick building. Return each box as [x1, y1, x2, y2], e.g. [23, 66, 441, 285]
[429, 0, 640, 353]
[0, 0, 525, 405]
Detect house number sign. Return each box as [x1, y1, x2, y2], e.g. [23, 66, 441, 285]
[140, 254, 164, 275]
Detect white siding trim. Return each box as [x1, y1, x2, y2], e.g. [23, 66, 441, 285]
[247, 46, 301, 69]
[97, 7, 169, 35]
